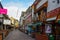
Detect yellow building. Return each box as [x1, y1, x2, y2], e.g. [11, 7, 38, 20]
[10, 17, 19, 28]
[10, 17, 15, 27]
[15, 20, 19, 28]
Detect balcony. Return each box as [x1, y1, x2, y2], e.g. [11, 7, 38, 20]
[36, 0, 47, 9]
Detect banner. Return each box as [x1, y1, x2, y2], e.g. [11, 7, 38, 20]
[0, 9, 7, 15]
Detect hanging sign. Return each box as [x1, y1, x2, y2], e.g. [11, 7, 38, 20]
[0, 9, 7, 15]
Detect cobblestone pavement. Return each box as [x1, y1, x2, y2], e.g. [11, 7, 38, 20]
[4, 29, 35, 40]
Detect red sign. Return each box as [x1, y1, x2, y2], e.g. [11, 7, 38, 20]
[47, 7, 60, 18]
[0, 9, 7, 15]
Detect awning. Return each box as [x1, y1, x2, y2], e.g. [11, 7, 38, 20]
[28, 23, 33, 27]
[46, 17, 56, 21]
[32, 22, 42, 27]
[35, 22, 42, 25]
[28, 22, 42, 27]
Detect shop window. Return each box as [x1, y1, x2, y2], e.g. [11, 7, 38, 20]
[37, 12, 41, 21]
[45, 24, 52, 34]
[57, 0, 60, 4]
[43, 8, 47, 12]
[0, 22, 2, 25]
[58, 20, 60, 24]
[38, 12, 41, 15]
[52, 1, 55, 3]
[36, 25, 40, 32]
[36, 25, 42, 34]
[52, 24, 56, 34]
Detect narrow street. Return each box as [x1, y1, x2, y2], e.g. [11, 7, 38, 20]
[0, 0, 60, 40]
[4, 29, 35, 40]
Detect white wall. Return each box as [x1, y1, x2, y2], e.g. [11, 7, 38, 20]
[58, 0, 60, 7]
[47, 0, 60, 12]
[32, 8, 34, 19]
[3, 19, 11, 25]
[20, 17, 24, 25]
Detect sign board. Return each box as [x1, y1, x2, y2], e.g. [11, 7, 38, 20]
[0, 9, 7, 15]
[3, 19, 11, 25]
[47, 0, 60, 12]
[45, 24, 52, 33]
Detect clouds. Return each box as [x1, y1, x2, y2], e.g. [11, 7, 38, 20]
[4, 6, 18, 18]
[0, 0, 1, 1]
[4, 6, 27, 20]
[1, 0, 35, 20]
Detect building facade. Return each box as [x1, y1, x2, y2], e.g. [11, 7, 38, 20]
[19, 11, 26, 32]
[46, 0, 60, 40]
[32, 0, 49, 40]
[19, 0, 60, 40]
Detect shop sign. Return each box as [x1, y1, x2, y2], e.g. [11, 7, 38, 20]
[47, 0, 60, 12]
[3, 19, 11, 25]
[0, 9, 7, 15]
[47, 7, 59, 18]
[45, 24, 52, 33]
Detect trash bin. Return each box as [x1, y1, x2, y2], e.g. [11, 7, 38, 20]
[49, 34, 54, 40]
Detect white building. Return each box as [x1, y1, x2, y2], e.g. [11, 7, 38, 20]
[47, 0, 60, 12]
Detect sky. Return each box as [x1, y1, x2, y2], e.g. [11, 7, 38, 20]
[1, 0, 35, 20]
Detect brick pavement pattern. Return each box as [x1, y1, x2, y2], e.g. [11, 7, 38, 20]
[4, 29, 35, 40]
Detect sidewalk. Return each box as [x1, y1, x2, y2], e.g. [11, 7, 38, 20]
[4, 29, 35, 40]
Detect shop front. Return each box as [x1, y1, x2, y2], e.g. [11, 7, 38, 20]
[46, 17, 60, 40]
[32, 21, 42, 38]
[46, 17, 58, 40]
[34, 0, 48, 40]
[27, 22, 42, 38]
[55, 14, 60, 40]
[35, 22, 49, 40]
[46, 6, 60, 40]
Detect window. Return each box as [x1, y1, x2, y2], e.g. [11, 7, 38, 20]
[52, 1, 55, 3]
[38, 12, 41, 15]
[43, 8, 47, 12]
[57, 0, 60, 4]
